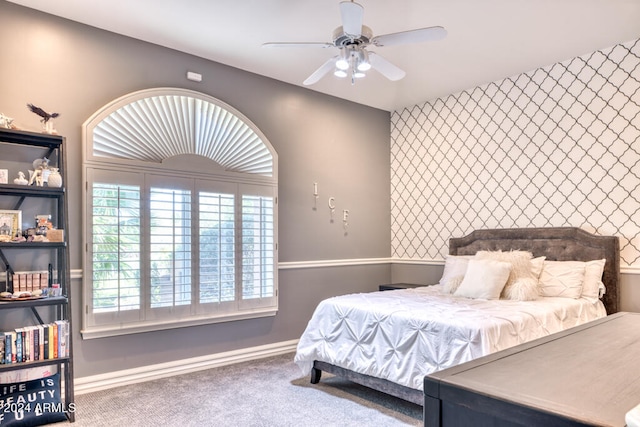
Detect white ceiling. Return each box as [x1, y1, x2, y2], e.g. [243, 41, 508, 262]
[8, 0, 640, 112]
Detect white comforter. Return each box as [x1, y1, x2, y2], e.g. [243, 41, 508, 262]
[294, 285, 606, 391]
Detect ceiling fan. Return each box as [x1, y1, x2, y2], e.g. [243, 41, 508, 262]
[263, 1, 446, 85]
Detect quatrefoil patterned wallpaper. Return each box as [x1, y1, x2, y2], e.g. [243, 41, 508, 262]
[391, 39, 640, 267]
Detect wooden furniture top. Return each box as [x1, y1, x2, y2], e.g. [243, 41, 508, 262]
[425, 312, 640, 426]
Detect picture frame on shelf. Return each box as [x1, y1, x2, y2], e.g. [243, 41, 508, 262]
[0, 210, 21, 239]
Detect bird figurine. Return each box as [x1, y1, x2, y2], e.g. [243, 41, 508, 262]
[0, 113, 16, 129]
[27, 103, 59, 123]
[27, 103, 59, 134]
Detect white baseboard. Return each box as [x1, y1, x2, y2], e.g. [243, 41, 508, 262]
[74, 339, 299, 395]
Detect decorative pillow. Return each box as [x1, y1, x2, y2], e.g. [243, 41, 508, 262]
[439, 255, 473, 292]
[442, 275, 464, 294]
[530, 256, 546, 280]
[475, 250, 538, 301]
[581, 259, 606, 302]
[503, 277, 539, 301]
[538, 261, 586, 298]
[454, 259, 511, 300]
[0, 373, 67, 426]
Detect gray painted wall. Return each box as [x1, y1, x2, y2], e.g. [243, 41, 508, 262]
[0, 2, 391, 377]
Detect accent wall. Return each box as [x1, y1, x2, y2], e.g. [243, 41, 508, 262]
[390, 38, 640, 309]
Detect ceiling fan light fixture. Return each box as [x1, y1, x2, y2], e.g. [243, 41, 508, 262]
[265, 1, 446, 86]
[356, 48, 371, 71]
[336, 48, 350, 70]
[335, 59, 349, 70]
[357, 61, 371, 71]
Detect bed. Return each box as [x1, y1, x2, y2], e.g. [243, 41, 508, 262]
[294, 227, 620, 406]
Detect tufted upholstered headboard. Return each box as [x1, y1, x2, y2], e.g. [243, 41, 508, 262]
[449, 227, 620, 314]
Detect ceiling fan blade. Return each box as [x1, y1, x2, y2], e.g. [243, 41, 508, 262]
[372, 26, 447, 47]
[262, 42, 334, 48]
[340, 1, 364, 38]
[303, 56, 338, 85]
[369, 52, 406, 81]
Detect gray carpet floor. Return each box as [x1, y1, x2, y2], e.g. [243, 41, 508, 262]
[60, 353, 422, 426]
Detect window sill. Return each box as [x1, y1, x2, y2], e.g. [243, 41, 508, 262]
[81, 307, 278, 340]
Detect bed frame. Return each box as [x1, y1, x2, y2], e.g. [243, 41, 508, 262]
[309, 227, 620, 406]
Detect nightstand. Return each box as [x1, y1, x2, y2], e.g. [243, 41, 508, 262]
[379, 283, 425, 291]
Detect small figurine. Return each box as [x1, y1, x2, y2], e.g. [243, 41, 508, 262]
[0, 224, 11, 242]
[0, 222, 10, 236]
[29, 169, 44, 186]
[13, 171, 28, 185]
[0, 113, 16, 129]
[32, 157, 49, 171]
[36, 214, 53, 235]
[28, 157, 49, 186]
[27, 104, 59, 134]
[11, 233, 26, 243]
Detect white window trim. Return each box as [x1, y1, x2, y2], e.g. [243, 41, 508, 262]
[81, 88, 278, 339]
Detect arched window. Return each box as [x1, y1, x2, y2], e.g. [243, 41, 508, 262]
[82, 88, 278, 338]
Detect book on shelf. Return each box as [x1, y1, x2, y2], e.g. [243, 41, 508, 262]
[32, 326, 39, 361]
[15, 328, 22, 363]
[3, 333, 8, 364]
[43, 325, 49, 360]
[11, 331, 16, 363]
[37, 324, 44, 361]
[48, 323, 54, 359]
[52, 323, 58, 359]
[55, 320, 68, 358]
[1, 320, 69, 365]
[28, 328, 33, 361]
[5, 331, 16, 364]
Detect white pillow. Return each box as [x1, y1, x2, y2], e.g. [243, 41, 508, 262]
[503, 277, 539, 302]
[538, 261, 586, 298]
[530, 256, 546, 280]
[442, 275, 465, 294]
[475, 250, 538, 301]
[581, 259, 606, 302]
[439, 255, 473, 293]
[454, 259, 511, 300]
[501, 256, 546, 302]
